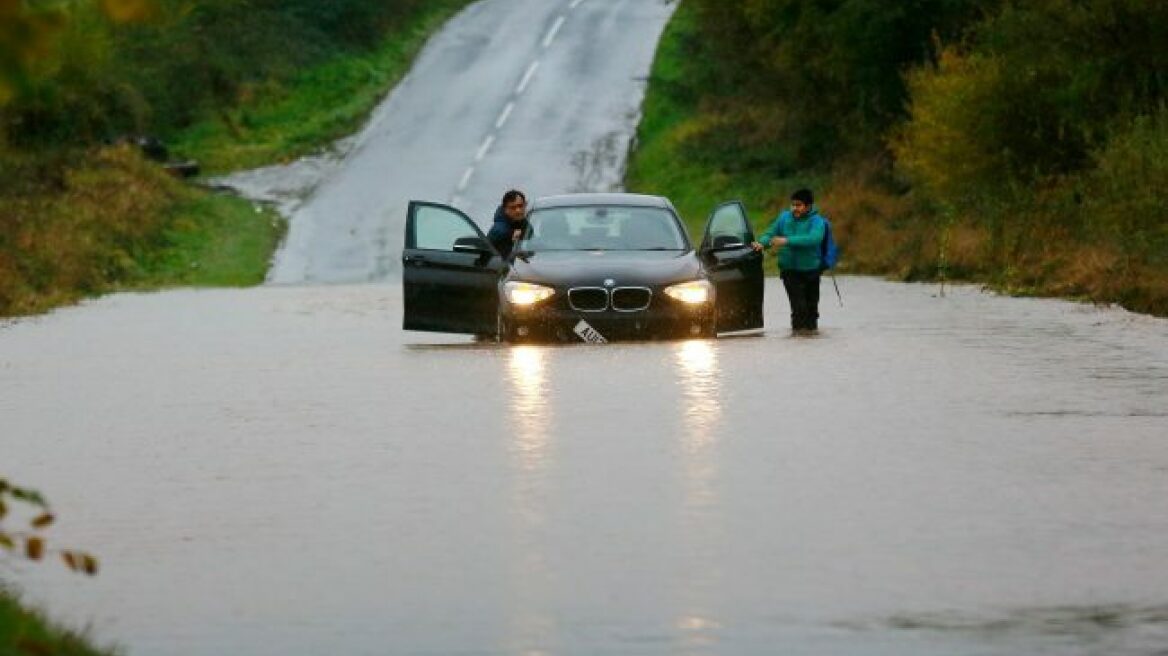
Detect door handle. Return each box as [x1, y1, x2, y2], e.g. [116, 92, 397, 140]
[403, 255, 428, 267]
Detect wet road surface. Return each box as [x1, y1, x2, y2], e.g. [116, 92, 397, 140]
[6, 0, 1168, 653]
[4, 278, 1168, 655]
[239, 0, 677, 284]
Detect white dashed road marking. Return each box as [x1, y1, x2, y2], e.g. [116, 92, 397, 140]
[516, 61, 540, 95]
[475, 135, 495, 162]
[495, 101, 515, 130]
[543, 15, 566, 49]
[453, 5, 574, 200]
[457, 167, 475, 192]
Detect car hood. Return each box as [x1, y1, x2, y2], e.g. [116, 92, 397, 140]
[508, 250, 702, 287]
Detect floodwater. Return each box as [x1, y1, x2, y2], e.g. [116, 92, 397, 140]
[5, 0, 1168, 652]
[4, 277, 1168, 655]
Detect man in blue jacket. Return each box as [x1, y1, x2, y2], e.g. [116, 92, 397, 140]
[487, 189, 529, 258]
[752, 188, 827, 334]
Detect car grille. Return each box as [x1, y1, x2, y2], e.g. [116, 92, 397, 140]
[568, 287, 608, 312]
[611, 287, 652, 311]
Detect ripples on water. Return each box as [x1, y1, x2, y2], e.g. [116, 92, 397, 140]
[2, 278, 1167, 655]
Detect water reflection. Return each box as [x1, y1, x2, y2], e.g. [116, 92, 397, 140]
[504, 345, 558, 654]
[672, 340, 725, 653]
[507, 346, 552, 475]
[675, 340, 722, 447]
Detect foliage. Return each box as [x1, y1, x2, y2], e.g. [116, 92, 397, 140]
[1, 589, 116, 656]
[896, 0, 1168, 203]
[1083, 108, 1168, 268]
[0, 478, 97, 576]
[0, 0, 67, 105]
[1, 0, 458, 150]
[631, 0, 1168, 314]
[680, 0, 994, 172]
[894, 0, 1168, 281]
[166, 0, 471, 172]
[0, 144, 282, 315]
[0, 0, 468, 317]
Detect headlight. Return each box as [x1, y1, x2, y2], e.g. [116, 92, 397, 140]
[505, 281, 555, 306]
[664, 280, 713, 304]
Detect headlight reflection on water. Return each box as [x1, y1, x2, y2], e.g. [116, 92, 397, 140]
[506, 345, 550, 473]
[673, 339, 726, 648]
[504, 344, 557, 652]
[675, 339, 722, 442]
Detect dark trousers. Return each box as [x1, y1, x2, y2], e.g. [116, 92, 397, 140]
[780, 269, 821, 331]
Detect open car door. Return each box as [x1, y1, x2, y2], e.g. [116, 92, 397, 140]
[698, 201, 764, 332]
[402, 201, 505, 335]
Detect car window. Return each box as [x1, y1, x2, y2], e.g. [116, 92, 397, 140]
[414, 205, 479, 251]
[521, 206, 687, 251]
[707, 204, 751, 246]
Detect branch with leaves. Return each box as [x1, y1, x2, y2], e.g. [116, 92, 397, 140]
[0, 0, 157, 104]
[0, 479, 98, 576]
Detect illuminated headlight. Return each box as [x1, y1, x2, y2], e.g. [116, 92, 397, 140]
[505, 281, 555, 306]
[664, 280, 713, 304]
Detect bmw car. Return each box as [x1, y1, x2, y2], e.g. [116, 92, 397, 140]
[402, 193, 763, 342]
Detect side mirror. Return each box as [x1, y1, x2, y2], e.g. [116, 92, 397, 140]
[711, 234, 746, 251]
[453, 236, 492, 254]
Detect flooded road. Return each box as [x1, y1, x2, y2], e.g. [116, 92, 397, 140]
[5, 0, 1168, 652]
[4, 278, 1168, 655]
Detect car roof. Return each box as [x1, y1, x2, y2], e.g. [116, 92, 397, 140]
[529, 193, 672, 211]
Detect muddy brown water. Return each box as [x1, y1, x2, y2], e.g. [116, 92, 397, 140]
[4, 277, 1167, 655]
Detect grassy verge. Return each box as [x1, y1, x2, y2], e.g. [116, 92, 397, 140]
[0, 589, 116, 656]
[1, 0, 473, 318]
[0, 146, 282, 317]
[168, 0, 473, 174]
[131, 192, 285, 289]
[627, 2, 1168, 316]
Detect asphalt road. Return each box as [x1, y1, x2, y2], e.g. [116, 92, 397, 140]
[262, 0, 677, 284]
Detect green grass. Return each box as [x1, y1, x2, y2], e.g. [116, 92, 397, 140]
[625, 1, 826, 243]
[0, 589, 117, 656]
[129, 192, 285, 289]
[169, 0, 474, 174]
[1, 1, 474, 318]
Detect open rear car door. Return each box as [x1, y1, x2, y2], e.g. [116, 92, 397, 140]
[698, 201, 764, 332]
[402, 201, 505, 335]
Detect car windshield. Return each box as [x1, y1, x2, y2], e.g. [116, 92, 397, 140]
[517, 206, 689, 252]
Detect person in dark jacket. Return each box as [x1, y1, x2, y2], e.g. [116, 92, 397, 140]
[487, 189, 529, 258]
[752, 188, 828, 334]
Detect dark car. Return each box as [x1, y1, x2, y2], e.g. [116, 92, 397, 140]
[402, 193, 763, 342]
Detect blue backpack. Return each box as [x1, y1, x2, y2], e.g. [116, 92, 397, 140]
[780, 213, 840, 271]
[820, 216, 840, 271]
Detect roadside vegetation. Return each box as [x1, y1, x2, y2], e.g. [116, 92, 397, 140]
[0, 594, 116, 656]
[0, 0, 473, 317]
[628, 0, 1168, 316]
[1, 479, 107, 655]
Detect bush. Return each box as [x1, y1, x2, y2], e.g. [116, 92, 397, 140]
[1085, 109, 1168, 267]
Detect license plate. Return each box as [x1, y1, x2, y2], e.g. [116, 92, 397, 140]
[573, 319, 608, 344]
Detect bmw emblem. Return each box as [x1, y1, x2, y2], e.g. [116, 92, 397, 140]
[604, 279, 615, 287]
